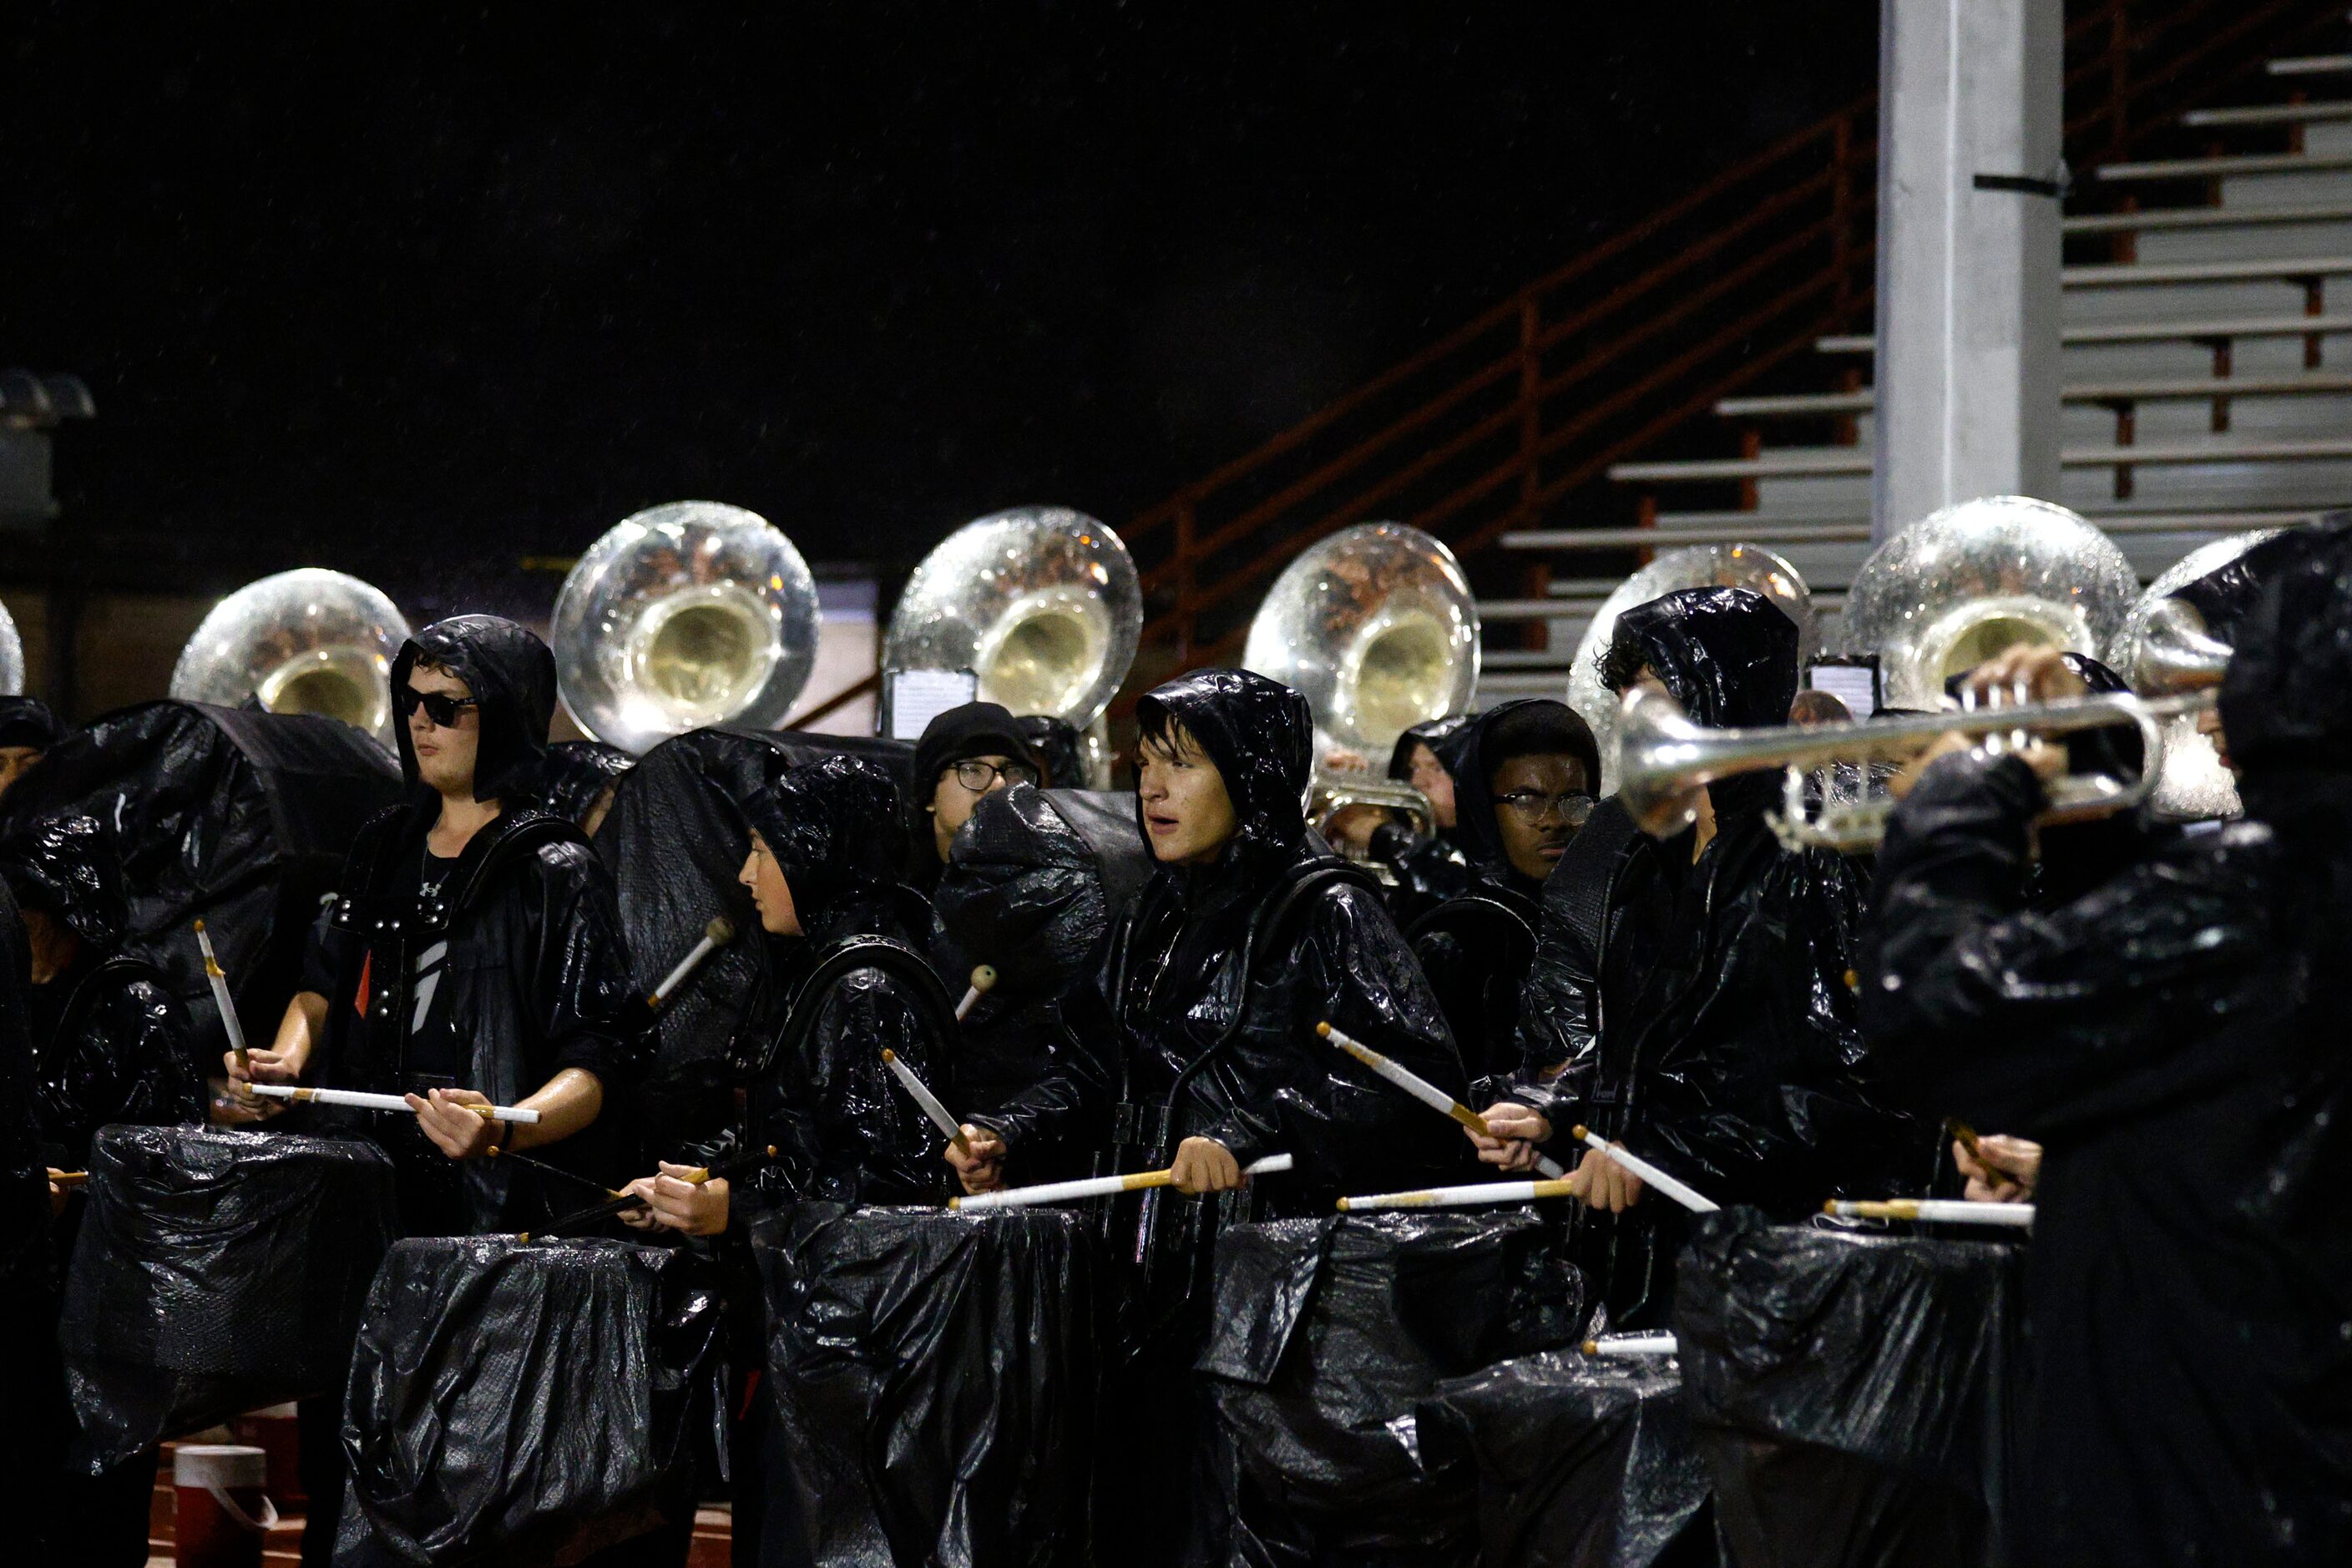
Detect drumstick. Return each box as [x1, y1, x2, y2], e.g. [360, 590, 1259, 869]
[1581, 1333, 1677, 1357]
[1569, 1125, 1719, 1214]
[1825, 1198, 2036, 1228]
[950, 1153, 1293, 1211]
[880, 1048, 971, 1157]
[1337, 1177, 1576, 1211]
[47, 1169, 87, 1190]
[243, 1084, 542, 1124]
[955, 965, 997, 1023]
[192, 920, 250, 1075]
[527, 1144, 780, 1237]
[488, 1146, 622, 1198]
[649, 916, 736, 1009]
[1318, 1022, 1569, 1180]
[1945, 1118, 1984, 1160]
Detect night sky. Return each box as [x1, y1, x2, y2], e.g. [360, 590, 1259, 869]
[5, 2, 1877, 606]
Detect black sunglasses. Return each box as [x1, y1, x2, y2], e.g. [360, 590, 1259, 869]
[394, 685, 480, 728]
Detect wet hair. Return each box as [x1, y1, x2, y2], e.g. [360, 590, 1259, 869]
[1133, 699, 1206, 763]
[1480, 701, 1601, 792]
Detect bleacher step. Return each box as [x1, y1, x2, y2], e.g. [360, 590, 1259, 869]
[2097, 149, 2352, 182]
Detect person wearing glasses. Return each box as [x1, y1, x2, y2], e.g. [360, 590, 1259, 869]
[1467, 588, 1927, 1328]
[906, 701, 1041, 890]
[1405, 699, 1600, 1080]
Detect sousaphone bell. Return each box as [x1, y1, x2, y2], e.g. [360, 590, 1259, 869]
[170, 569, 412, 741]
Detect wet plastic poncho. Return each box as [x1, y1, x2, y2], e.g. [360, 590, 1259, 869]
[932, 783, 1148, 1182]
[736, 753, 953, 1206]
[1508, 589, 1930, 1326]
[1672, 1210, 2025, 1568]
[1200, 1211, 1586, 1562]
[311, 617, 643, 1236]
[1860, 518, 2352, 1565]
[598, 726, 916, 1155]
[0, 700, 401, 1072]
[0, 879, 56, 1499]
[1371, 714, 1475, 918]
[535, 739, 634, 832]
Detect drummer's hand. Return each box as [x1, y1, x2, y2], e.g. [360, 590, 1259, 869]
[616, 1177, 665, 1231]
[228, 1038, 306, 1087]
[1566, 1144, 1644, 1212]
[1468, 1101, 1551, 1171]
[640, 1162, 730, 1236]
[208, 1075, 281, 1125]
[1170, 1136, 1242, 1196]
[46, 1173, 68, 1217]
[407, 1088, 498, 1160]
[1955, 1134, 2041, 1203]
[944, 1125, 1006, 1195]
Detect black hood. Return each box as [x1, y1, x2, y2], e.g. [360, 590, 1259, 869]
[2220, 514, 2352, 779]
[933, 782, 1133, 994]
[1601, 586, 1799, 731]
[1386, 713, 1472, 781]
[1133, 668, 1313, 873]
[2177, 527, 2316, 649]
[1444, 699, 1599, 875]
[389, 616, 558, 803]
[743, 752, 910, 927]
[0, 814, 125, 949]
[538, 740, 634, 829]
[0, 696, 65, 752]
[1015, 715, 1085, 788]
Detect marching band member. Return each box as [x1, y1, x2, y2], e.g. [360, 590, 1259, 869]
[537, 737, 635, 837]
[905, 701, 1041, 891]
[1470, 587, 1925, 1325]
[0, 695, 64, 800]
[225, 615, 641, 1566]
[945, 668, 1465, 1568]
[1410, 698, 1600, 1079]
[1862, 524, 2352, 1566]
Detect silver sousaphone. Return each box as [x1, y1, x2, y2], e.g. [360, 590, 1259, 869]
[1242, 522, 1480, 842]
[883, 506, 1142, 787]
[2107, 529, 2279, 821]
[170, 569, 412, 741]
[553, 501, 822, 755]
[1565, 544, 1818, 794]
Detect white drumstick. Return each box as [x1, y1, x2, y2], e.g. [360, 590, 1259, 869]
[650, 916, 736, 1008]
[951, 1153, 1293, 1211]
[244, 1084, 542, 1125]
[1581, 1333, 1677, 1357]
[1569, 1125, 1719, 1214]
[880, 1048, 971, 1156]
[1826, 1198, 2036, 1227]
[1337, 1176, 1575, 1211]
[955, 965, 997, 1023]
[1318, 1022, 1568, 1180]
[193, 920, 249, 1070]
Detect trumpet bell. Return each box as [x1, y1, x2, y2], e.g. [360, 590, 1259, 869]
[1242, 523, 1479, 762]
[170, 569, 412, 740]
[1566, 544, 1817, 792]
[884, 507, 1142, 736]
[553, 501, 820, 755]
[1842, 496, 2136, 710]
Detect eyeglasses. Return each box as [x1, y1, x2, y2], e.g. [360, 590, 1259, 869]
[394, 685, 480, 728]
[951, 757, 1040, 792]
[1496, 789, 1595, 827]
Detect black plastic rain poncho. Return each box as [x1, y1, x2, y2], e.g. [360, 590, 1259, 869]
[0, 878, 56, 1515]
[308, 617, 644, 1237]
[1860, 518, 2352, 1565]
[0, 700, 401, 1074]
[1505, 588, 1929, 1327]
[736, 752, 953, 1206]
[1371, 714, 1475, 917]
[535, 739, 634, 833]
[597, 726, 916, 1155]
[931, 782, 1148, 1182]
[3, 816, 204, 1169]
[977, 667, 1469, 1568]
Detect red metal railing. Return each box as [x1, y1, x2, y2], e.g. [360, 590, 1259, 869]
[1114, 0, 2344, 706]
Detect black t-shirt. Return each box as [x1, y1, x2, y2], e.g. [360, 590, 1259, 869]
[389, 842, 465, 1083]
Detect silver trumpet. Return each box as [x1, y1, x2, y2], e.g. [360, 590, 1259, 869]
[1615, 684, 2204, 852]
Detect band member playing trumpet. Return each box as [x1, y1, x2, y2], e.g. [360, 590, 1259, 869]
[945, 668, 1464, 1568]
[1864, 524, 2352, 1566]
[1470, 588, 1925, 1325]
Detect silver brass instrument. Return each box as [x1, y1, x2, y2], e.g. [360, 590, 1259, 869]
[1841, 495, 2137, 711]
[882, 507, 1142, 787]
[1615, 683, 2197, 852]
[170, 569, 412, 741]
[2108, 531, 2274, 820]
[1241, 523, 1478, 851]
[1565, 544, 1817, 793]
[552, 501, 821, 755]
[0, 596, 24, 698]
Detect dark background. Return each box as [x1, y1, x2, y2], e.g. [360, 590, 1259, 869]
[4, 2, 1878, 609]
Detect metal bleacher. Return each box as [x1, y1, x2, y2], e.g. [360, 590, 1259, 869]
[1478, 43, 2352, 701]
